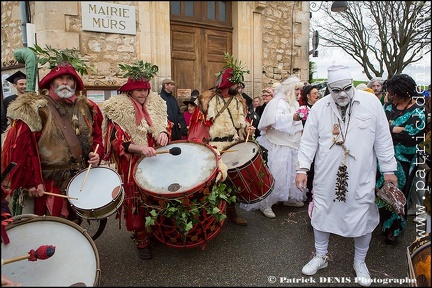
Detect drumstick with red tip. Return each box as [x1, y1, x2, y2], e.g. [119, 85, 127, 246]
[80, 144, 100, 192]
[156, 147, 182, 156]
[1, 245, 56, 265]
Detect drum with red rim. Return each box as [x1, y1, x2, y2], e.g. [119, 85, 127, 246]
[220, 141, 274, 204]
[134, 140, 226, 249]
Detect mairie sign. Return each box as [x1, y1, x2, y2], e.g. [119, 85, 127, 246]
[82, 1, 136, 35]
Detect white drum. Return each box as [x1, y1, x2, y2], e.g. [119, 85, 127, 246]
[67, 166, 124, 220]
[1, 215, 100, 286]
[134, 140, 218, 200]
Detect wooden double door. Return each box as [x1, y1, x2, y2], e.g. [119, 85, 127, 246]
[170, 1, 233, 100]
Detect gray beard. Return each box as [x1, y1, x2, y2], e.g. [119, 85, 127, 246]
[55, 89, 75, 99]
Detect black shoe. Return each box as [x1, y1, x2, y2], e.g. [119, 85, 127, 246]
[384, 234, 398, 245]
[137, 246, 152, 260]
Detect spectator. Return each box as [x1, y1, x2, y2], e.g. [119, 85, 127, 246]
[2, 71, 26, 133]
[182, 90, 199, 139]
[160, 78, 187, 140]
[376, 74, 428, 244]
[367, 77, 386, 104]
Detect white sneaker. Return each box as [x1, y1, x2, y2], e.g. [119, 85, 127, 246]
[260, 207, 276, 219]
[283, 201, 305, 207]
[302, 254, 328, 275]
[353, 260, 371, 287]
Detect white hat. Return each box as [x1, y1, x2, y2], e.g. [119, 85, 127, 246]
[327, 64, 352, 84]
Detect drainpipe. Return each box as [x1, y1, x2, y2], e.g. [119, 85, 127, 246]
[290, 3, 295, 75]
[20, 1, 30, 47]
[14, 48, 37, 92]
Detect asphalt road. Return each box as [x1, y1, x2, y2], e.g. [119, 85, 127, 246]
[78, 203, 423, 287]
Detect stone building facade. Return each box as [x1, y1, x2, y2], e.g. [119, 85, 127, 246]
[1, 1, 310, 100]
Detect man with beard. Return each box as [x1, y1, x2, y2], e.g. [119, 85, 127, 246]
[295, 64, 397, 287]
[1, 60, 103, 222]
[189, 66, 254, 225]
[367, 77, 386, 104]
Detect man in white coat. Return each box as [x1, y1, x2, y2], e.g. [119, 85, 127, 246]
[295, 64, 398, 287]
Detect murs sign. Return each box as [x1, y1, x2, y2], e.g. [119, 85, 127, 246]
[81, 1, 136, 35]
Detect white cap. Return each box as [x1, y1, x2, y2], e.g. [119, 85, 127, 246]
[327, 64, 352, 84]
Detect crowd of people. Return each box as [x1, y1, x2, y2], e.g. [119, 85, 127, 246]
[1, 49, 430, 287]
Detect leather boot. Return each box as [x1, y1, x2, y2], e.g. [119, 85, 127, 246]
[226, 205, 247, 226]
[134, 229, 152, 260]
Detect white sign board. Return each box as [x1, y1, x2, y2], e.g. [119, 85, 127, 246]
[81, 1, 136, 35]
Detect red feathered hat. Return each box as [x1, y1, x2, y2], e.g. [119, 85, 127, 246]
[119, 78, 151, 92]
[217, 68, 242, 90]
[38, 62, 84, 91]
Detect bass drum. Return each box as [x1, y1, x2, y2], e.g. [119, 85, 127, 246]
[407, 233, 431, 287]
[1, 215, 100, 287]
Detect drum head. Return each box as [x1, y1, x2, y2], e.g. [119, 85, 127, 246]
[134, 141, 218, 195]
[68, 167, 123, 210]
[1, 216, 100, 287]
[221, 142, 259, 169]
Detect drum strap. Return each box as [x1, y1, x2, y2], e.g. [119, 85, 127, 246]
[91, 218, 107, 241]
[214, 95, 234, 121]
[44, 96, 83, 160]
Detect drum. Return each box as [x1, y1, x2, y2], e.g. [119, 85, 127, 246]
[134, 140, 225, 249]
[407, 233, 431, 287]
[134, 141, 218, 200]
[220, 141, 274, 204]
[1, 215, 100, 286]
[67, 166, 124, 220]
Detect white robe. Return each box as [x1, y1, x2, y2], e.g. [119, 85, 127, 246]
[298, 90, 397, 237]
[240, 93, 304, 211]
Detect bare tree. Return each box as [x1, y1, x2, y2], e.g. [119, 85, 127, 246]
[311, 1, 431, 80]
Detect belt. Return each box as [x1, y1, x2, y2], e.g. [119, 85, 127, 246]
[211, 135, 234, 142]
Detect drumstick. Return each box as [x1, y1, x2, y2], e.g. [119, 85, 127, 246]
[156, 147, 181, 156]
[80, 144, 99, 192]
[43, 191, 78, 200]
[1, 245, 56, 265]
[245, 119, 253, 145]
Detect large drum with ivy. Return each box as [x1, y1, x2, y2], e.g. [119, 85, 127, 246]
[134, 140, 228, 249]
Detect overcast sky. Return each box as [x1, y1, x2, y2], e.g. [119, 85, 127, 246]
[311, 47, 431, 86]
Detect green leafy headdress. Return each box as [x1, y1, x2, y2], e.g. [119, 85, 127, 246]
[29, 44, 95, 90]
[215, 52, 250, 89]
[118, 60, 159, 92]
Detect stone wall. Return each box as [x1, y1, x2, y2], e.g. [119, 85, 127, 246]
[1, 1, 310, 98]
[261, 1, 310, 88]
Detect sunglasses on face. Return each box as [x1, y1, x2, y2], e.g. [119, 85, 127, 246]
[328, 84, 353, 94]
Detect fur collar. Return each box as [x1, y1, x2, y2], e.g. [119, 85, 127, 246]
[102, 92, 168, 146]
[7, 92, 47, 132]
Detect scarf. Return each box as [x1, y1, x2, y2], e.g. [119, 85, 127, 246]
[130, 96, 153, 126]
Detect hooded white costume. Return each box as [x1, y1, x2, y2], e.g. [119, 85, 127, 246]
[241, 76, 305, 212]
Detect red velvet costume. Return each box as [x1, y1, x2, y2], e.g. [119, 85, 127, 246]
[1, 63, 103, 220]
[102, 79, 169, 253]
